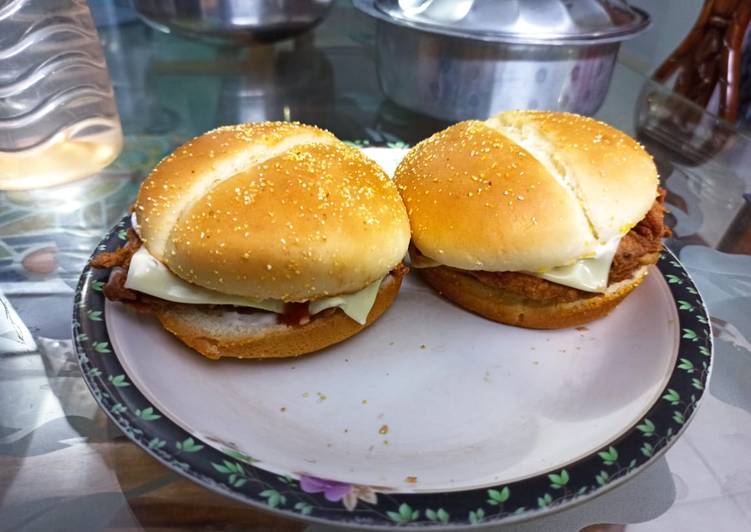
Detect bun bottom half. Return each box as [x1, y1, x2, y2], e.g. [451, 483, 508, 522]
[154, 274, 403, 360]
[418, 266, 649, 330]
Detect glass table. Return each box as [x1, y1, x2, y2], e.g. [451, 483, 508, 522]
[1, 2, 750, 531]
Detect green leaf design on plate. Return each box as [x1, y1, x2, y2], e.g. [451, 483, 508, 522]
[93, 341, 111, 353]
[469, 508, 485, 524]
[598, 446, 619, 466]
[294, 502, 313, 516]
[87, 310, 103, 321]
[91, 280, 105, 291]
[231, 477, 248, 487]
[537, 493, 553, 509]
[686, 286, 698, 294]
[171, 460, 190, 470]
[641, 442, 654, 457]
[696, 315, 708, 324]
[673, 411, 685, 424]
[677, 358, 694, 373]
[662, 388, 681, 405]
[108, 374, 130, 387]
[117, 229, 128, 240]
[177, 437, 204, 453]
[666, 274, 683, 284]
[699, 346, 710, 357]
[682, 329, 698, 341]
[628, 458, 637, 470]
[148, 437, 166, 449]
[387, 503, 419, 524]
[425, 508, 449, 524]
[212, 460, 245, 475]
[212, 460, 251, 487]
[691, 378, 705, 390]
[111, 403, 127, 414]
[636, 418, 655, 437]
[595, 470, 609, 486]
[223, 449, 256, 463]
[677, 300, 694, 311]
[345, 139, 371, 148]
[87, 367, 103, 378]
[487, 486, 510, 505]
[514, 507, 527, 515]
[386, 141, 410, 149]
[93, 389, 109, 401]
[135, 407, 161, 421]
[548, 469, 569, 489]
[260, 489, 286, 508]
[75, 333, 89, 342]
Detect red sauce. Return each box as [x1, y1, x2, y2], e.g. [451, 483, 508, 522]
[278, 302, 311, 326]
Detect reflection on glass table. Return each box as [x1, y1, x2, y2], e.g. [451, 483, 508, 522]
[1, 2, 750, 531]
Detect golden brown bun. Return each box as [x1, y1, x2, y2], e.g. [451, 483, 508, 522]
[486, 111, 658, 242]
[136, 122, 337, 255]
[135, 122, 410, 301]
[155, 273, 403, 359]
[395, 112, 658, 272]
[418, 265, 649, 329]
[395, 120, 592, 272]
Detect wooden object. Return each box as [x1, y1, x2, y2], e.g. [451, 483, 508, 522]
[653, 0, 751, 123]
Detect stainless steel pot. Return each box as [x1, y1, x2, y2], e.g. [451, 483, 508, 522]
[132, 0, 334, 44]
[355, 0, 651, 121]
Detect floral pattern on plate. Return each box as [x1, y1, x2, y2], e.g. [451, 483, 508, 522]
[73, 215, 712, 528]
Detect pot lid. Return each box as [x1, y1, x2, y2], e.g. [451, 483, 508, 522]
[355, 0, 651, 44]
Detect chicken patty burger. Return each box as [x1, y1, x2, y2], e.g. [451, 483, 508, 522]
[93, 122, 410, 358]
[394, 111, 669, 329]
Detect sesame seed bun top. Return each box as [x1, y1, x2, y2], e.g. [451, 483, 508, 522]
[135, 122, 410, 301]
[394, 111, 659, 272]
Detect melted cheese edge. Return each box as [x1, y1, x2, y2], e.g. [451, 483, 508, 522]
[534, 235, 621, 292]
[410, 235, 622, 293]
[124, 246, 381, 325]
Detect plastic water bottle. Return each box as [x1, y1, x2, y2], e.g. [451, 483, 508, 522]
[0, 0, 123, 190]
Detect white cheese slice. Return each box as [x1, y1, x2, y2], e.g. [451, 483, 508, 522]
[309, 279, 381, 325]
[130, 212, 141, 237]
[125, 247, 285, 312]
[531, 235, 622, 293]
[407, 236, 623, 293]
[124, 246, 382, 323]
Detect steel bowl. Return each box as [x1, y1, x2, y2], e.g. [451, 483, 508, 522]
[131, 0, 334, 44]
[355, 0, 650, 121]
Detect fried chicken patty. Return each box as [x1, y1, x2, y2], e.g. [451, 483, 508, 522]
[90, 229, 408, 324]
[417, 189, 669, 304]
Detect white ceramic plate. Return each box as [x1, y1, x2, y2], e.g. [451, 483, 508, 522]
[75, 147, 712, 528]
[107, 266, 677, 492]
